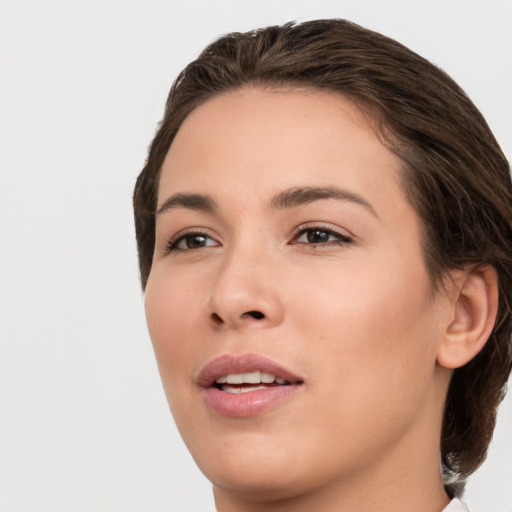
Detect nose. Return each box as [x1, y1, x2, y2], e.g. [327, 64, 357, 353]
[208, 248, 285, 330]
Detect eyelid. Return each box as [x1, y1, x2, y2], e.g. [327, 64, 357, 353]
[165, 228, 220, 252]
[162, 222, 353, 253]
[290, 222, 353, 244]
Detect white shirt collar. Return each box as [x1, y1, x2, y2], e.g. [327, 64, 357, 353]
[443, 498, 470, 511]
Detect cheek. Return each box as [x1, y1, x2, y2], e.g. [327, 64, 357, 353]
[144, 270, 204, 389]
[284, 263, 442, 463]
[292, 253, 440, 390]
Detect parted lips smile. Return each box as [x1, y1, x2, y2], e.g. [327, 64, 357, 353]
[198, 353, 304, 388]
[197, 353, 304, 416]
[215, 370, 290, 393]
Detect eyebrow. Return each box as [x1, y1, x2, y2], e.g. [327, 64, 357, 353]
[156, 186, 377, 218]
[156, 193, 216, 215]
[269, 186, 378, 217]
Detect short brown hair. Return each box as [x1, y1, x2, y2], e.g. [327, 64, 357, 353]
[133, 19, 512, 483]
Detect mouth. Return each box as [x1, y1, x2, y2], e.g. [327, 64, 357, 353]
[214, 371, 293, 393]
[198, 354, 304, 417]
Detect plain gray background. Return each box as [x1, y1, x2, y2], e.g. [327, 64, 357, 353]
[1, 1, 511, 511]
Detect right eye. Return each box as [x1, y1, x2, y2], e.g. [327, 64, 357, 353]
[166, 232, 219, 252]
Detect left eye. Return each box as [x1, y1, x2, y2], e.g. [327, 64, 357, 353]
[295, 228, 351, 245]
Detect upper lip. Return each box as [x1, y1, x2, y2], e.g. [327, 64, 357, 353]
[197, 353, 304, 387]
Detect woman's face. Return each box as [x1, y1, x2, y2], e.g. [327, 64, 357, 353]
[145, 88, 451, 502]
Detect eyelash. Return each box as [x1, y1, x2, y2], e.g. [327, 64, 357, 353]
[291, 224, 352, 247]
[165, 224, 352, 253]
[165, 230, 218, 253]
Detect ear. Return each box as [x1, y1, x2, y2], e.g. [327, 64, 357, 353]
[437, 264, 499, 369]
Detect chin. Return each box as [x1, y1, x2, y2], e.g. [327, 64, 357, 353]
[183, 428, 313, 499]
[207, 462, 314, 504]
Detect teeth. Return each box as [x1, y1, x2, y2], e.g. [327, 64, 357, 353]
[242, 371, 260, 384]
[215, 371, 282, 385]
[223, 385, 267, 394]
[226, 374, 244, 384]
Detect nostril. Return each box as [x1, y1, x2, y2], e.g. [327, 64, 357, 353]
[245, 310, 265, 320]
[211, 313, 223, 325]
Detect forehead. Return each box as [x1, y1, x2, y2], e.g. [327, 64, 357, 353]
[158, 87, 409, 217]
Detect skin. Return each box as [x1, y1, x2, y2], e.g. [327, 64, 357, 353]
[144, 87, 457, 511]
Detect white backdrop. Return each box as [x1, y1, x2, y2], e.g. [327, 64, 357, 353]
[1, 1, 511, 511]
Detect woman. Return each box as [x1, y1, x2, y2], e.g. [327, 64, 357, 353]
[133, 19, 512, 511]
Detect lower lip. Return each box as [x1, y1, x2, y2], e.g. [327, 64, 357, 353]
[203, 385, 303, 417]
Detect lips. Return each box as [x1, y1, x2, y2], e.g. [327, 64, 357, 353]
[198, 354, 304, 417]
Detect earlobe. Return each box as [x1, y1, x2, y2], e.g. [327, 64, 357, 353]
[437, 264, 499, 369]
